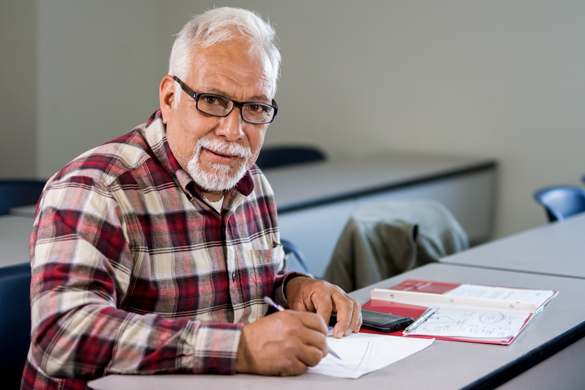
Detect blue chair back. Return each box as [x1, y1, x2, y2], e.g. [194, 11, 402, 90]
[0, 263, 32, 388]
[0, 180, 46, 215]
[281, 239, 310, 275]
[534, 186, 585, 222]
[255, 146, 325, 170]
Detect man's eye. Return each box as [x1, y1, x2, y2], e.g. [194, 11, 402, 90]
[248, 104, 269, 113]
[203, 96, 219, 105]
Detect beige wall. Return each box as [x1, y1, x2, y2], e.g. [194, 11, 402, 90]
[36, 0, 165, 176]
[0, 0, 37, 178]
[2, 0, 585, 239]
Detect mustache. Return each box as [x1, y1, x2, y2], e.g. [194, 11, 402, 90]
[196, 137, 252, 159]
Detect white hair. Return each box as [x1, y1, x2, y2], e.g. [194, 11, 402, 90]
[169, 7, 281, 107]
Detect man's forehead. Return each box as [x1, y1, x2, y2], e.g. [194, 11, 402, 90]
[187, 39, 276, 100]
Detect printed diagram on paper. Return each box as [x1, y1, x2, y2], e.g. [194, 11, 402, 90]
[406, 308, 531, 338]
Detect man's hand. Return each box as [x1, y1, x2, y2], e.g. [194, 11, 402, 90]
[285, 277, 362, 339]
[236, 310, 328, 376]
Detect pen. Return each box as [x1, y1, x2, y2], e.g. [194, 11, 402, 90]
[263, 296, 342, 361]
[403, 307, 437, 334]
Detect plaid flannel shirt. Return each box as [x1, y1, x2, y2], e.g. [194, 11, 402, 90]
[22, 111, 290, 390]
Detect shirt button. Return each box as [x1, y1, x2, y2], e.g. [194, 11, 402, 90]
[232, 272, 236, 282]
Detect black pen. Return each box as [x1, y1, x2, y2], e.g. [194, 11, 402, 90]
[263, 296, 342, 360]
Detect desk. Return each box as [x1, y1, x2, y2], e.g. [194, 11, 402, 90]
[88, 263, 585, 390]
[12, 154, 497, 277]
[9, 204, 36, 218]
[441, 213, 585, 279]
[0, 215, 33, 268]
[267, 153, 496, 277]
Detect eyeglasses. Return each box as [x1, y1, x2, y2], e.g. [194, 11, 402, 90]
[173, 76, 278, 124]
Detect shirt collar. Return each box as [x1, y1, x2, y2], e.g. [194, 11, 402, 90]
[144, 110, 255, 200]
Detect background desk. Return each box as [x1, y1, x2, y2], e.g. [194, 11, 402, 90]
[9, 204, 36, 218]
[441, 212, 585, 279]
[88, 263, 585, 390]
[10, 153, 497, 278]
[266, 153, 497, 277]
[0, 215, 33, 268]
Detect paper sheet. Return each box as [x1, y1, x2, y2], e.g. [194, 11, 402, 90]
[307, 332, 433, 379]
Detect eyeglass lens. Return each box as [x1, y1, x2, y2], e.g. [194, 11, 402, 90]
[197, 94, 275, 124]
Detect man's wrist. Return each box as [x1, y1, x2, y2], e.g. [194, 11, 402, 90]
[278, 272, 312, 307]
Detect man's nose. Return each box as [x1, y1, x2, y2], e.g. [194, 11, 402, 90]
[217, 107, 245, 141]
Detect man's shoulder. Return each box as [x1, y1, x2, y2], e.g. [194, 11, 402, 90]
[51, 124, 153, 189]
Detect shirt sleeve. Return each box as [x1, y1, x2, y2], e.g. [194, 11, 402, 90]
[272, 272, 313, 309]
[29, 177, 241, 379]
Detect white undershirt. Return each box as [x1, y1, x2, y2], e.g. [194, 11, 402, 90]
[203, 196, 223, 213]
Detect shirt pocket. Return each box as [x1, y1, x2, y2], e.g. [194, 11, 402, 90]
[248, 243, 285, 297]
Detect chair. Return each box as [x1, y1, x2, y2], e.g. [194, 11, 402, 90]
[281, 239, 310, 275]
[534, 186, 585, 222]
[0, 263, 32, 388]
[0, 179, 47, 215]
[255, 145, 325, 170]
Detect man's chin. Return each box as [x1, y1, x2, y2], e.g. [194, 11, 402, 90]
[189, 164, 248, 192]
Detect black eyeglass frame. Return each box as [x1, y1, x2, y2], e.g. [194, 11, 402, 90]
[173, 76, 278, 124]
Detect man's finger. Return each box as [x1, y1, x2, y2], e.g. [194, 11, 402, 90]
[299, 311, 328, 335]
[312, 294, 334, 326]
[296, 343, 326, 368]
[331, 291, 359, 338]
[349, 299, 363, 333]
[340, 295, 362, 334]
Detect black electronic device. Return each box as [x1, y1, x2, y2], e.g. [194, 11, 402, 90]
[330, 309, 414, 333]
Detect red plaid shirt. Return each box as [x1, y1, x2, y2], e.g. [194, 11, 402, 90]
[22, 111, 290, 390]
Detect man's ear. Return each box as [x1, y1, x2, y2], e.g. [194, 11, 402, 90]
[159, 75, 177, 124]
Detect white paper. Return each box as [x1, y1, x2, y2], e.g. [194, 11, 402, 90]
[444, 284, 554, 308]
[405, 307, 531, 340]
[307, 332, 433, 379]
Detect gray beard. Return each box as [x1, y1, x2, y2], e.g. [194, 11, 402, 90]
[186, 136, 252, 192]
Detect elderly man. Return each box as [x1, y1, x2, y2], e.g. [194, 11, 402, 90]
[22, 7, 361, 390]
